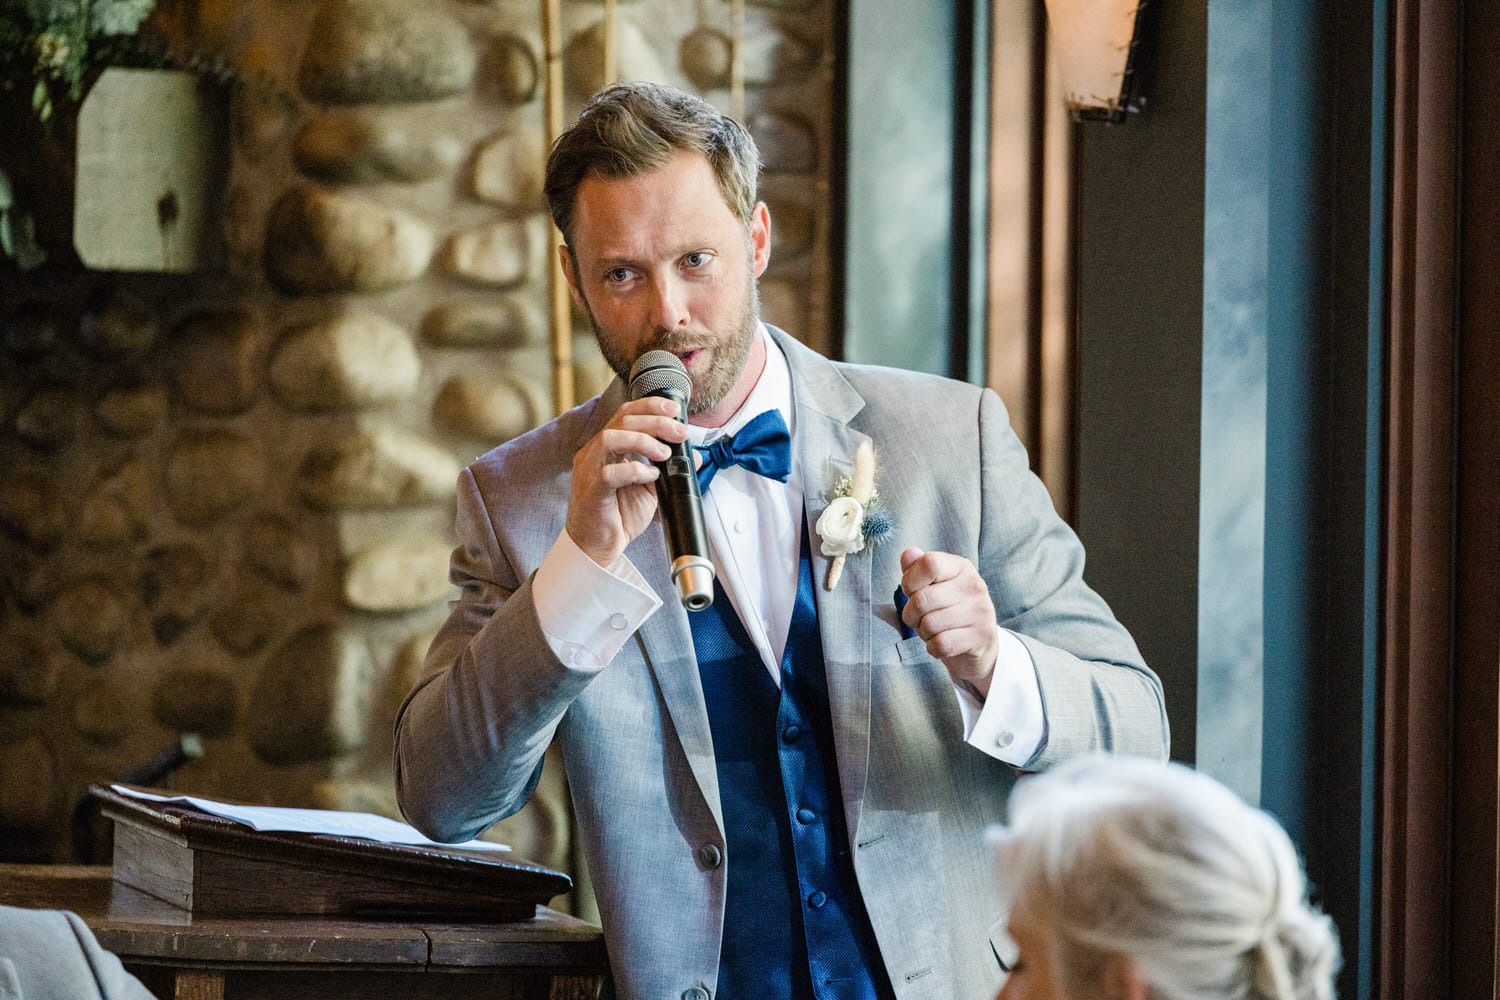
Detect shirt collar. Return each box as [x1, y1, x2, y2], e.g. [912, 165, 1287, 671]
[687, 324, 794, 446]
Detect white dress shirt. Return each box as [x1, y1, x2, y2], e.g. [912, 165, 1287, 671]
[530, 326, 1046, 766]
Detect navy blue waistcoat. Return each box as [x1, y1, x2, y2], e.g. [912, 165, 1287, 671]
[689, 533, 893, 1000]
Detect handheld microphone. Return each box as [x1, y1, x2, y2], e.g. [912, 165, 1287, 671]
[628, 350, 715, 611]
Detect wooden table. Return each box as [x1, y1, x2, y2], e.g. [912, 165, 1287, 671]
[0, 865, 607, 1000]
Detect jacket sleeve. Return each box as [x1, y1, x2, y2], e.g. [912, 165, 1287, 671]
[0, 907, 154, 1000]
[65, 911, 156, 1000]
[393, 466, 601, 843]
[974, 386, 1171, 765]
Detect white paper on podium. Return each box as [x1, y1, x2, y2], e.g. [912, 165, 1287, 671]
[111, 785, 509, 852]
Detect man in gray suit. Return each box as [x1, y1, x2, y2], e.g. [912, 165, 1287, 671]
[0, 906, 154, 1000]
[395, 82, 1168, 1000]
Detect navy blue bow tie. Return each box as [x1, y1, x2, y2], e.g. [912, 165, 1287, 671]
[693, 409, 792, 492]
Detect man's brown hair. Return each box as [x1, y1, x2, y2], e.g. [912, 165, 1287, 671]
[544, 82, 761, 247]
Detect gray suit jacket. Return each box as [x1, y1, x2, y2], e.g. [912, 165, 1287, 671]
[0, 907, 154, 1000]
[395, 326, 1168, 1000]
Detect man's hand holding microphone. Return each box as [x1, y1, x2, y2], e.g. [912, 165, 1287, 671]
[565, 351, 714, 610]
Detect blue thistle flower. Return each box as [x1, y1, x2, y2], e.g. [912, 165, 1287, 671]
[861, 506, 896, 545]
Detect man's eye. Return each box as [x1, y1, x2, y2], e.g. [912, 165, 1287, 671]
[684, 252, 709, 268]
[606, 267, 633, 283]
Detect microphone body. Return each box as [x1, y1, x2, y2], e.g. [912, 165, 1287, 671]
[628, 351, 714, 611]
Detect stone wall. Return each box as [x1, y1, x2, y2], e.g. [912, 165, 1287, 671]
[0, 0, 835, 909]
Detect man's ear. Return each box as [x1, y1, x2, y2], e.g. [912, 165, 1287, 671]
[558, 244, 586, 310]
[1098, 954, 1149, 1000]
[749, 201, 772, 277]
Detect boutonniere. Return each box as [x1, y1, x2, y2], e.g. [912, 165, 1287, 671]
[816, 440, 896, 591]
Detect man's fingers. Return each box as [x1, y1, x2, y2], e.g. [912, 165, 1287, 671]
[564, 397, 683, 567]
[911, 602, 989, 641]
[906, 591, 982, 638]
[617, 395, 684, 419]
[592, 402, 690, 464]
[899, 548, 969, 593]
[896, 550, 1000, 687]
[614, 410, 691, 440]
[901, 562, 978, 615]
[923, 624, 989, 663]
[596, 457, 660, 490]
[613, 397, 690, 435]
[900, 554, 994, 644]
[597, 426, 676, 463]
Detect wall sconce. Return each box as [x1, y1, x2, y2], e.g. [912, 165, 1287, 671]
[1041, 0, 1149, 123]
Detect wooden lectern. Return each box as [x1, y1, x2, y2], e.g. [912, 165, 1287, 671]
[0, 786, 608, 1000]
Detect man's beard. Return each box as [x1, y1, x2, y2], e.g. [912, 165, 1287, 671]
[589, 268, 760, 417]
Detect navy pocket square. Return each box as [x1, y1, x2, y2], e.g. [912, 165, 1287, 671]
[893, 586, 916, 640]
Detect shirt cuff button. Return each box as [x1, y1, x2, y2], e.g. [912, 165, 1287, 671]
[995, 730, 1015, 749]
[608, 612, 628, 631]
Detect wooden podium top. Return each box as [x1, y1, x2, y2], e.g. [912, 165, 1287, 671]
[91, 784, 570, 921]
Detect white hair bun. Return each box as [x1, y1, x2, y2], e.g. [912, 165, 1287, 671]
[990, 753, 1342, 1000]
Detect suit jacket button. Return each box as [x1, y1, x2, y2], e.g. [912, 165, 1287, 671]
[697, 843, 722, 869]
[683, 987, 711, 1000]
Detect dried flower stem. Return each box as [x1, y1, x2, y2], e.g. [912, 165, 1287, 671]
[849, 440, 876, 504]
[825, 441, 876, 591]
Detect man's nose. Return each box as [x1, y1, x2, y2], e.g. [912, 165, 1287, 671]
[648, 276, 690, 330]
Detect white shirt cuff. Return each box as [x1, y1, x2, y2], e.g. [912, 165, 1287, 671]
[532, 530, 662, 670]
[957, 626, 1047, 766]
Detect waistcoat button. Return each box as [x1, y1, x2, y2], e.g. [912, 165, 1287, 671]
[697, 843, 723, 869]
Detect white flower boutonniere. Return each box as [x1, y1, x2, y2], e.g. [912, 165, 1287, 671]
[816, 497, 867, 557]
[816, 440, 895, 591]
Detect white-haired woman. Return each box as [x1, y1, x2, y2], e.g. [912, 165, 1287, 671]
[989, 754, 1340, 1000]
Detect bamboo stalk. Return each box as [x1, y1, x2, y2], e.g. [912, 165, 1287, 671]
[603, 0, 618, 85]
[542, 0, 573, 416]
[729, 0, 745, 120]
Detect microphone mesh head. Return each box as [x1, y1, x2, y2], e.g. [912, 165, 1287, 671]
[629, 350, 692, 403]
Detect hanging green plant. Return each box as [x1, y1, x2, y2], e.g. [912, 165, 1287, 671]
[0, 1, 281, 271]
[0, 0, 162, 124]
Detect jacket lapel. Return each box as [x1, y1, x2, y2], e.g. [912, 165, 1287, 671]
[627, 531, 724, 834]
[773, 328, 876, 840]
[582, 379, 725, 834]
